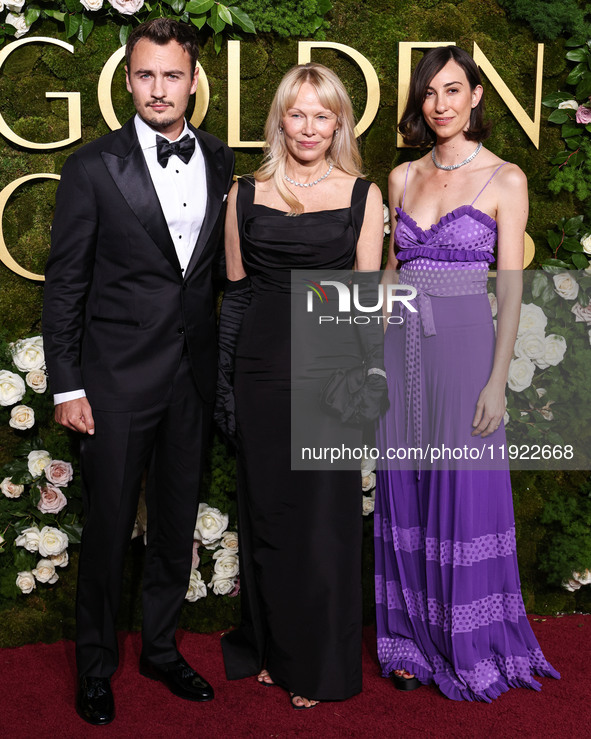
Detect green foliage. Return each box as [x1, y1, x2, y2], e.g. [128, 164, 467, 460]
[541, 478, 591, 583]
[498, 0, 591, 41]
[236, 0, 331, 38]
[0, 0, 256, 52]
[542, 40, 591, 218]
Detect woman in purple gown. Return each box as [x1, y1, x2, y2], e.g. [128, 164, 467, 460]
[374, 46, 559, 701]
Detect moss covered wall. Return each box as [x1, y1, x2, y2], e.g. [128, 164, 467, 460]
[0, 0, 589, 641]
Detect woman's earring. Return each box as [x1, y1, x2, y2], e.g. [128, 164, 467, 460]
[279, 126, 284, 133]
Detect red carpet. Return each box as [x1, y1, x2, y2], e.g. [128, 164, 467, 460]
[1, 616, 587, 738]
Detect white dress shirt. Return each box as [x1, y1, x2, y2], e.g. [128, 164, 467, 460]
[54, 115, 208, 405]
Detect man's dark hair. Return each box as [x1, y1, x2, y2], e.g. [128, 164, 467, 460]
[126, 18, 199, 75]
[399, 45, 492, 148]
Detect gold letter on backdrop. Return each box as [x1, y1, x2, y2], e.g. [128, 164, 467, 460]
[0, 174, 60, 281]
[298, 41, 380, 137]
[98, 45, 210, 131]
[227, 40, 265, 147]
[397, 41, 454, 147]
[473, 43, 544, 149]
[0, 38, 81, 149]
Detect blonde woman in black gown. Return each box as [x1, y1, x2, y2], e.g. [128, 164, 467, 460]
[216, 63, 384, 708]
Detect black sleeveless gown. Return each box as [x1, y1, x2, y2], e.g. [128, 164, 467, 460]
[221, 176, 372, 700]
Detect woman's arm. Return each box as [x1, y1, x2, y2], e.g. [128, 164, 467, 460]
[225, 181, 247, 281]
[472, 163, 528, 437]
[354, 182, 386, 270]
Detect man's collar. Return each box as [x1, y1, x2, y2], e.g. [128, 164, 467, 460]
[134, 114, 193, 150]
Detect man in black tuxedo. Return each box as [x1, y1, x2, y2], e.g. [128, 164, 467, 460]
[42, 18, 234, 726]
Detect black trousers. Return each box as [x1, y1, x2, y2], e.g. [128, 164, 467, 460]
[76, 354, 211, 677]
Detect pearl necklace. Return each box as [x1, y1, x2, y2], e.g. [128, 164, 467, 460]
[431, 141, 482, 171]
[284, 164, 333, 187]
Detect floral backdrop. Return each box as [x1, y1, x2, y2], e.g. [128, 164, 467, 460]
[1, 1, 591, 646]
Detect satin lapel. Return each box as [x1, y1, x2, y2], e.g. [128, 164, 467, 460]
[101, 121, 181, 276]
[185, 128, 226, 277]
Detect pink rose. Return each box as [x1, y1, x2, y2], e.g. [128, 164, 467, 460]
[575, 105, 591, 124]
[44, 459, 73, 487]
[108, 0, 144, 15]
[37, 485, 67, 514]
[229, 578, 241, 598]
[571, 302, 591, 324]
[192, 541, 201, 569]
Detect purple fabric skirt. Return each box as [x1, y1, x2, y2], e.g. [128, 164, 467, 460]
[374, 293, 559, 701]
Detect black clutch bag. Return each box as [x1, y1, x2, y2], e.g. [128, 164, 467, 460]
[320, 365, 388, 425]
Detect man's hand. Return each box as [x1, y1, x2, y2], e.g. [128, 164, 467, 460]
[55, 398, 95, 435]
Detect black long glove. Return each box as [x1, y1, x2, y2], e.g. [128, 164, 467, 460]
[214, 276, 251, 439]
[321, 271, 388, 424]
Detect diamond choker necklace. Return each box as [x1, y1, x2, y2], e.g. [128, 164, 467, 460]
[284, 164, 333, 187]
[431, 141, 482, 171]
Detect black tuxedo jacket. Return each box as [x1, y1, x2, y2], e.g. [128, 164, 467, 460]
[43, 118, 234, 412]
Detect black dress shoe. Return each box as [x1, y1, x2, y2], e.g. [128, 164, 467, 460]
[76, 676, 115, 725]
[139, 655, 214, 702]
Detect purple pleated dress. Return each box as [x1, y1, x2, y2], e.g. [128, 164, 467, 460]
[374, 162, 560, 702]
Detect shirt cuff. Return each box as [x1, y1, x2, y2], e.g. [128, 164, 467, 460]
[54, 389, 86, 405]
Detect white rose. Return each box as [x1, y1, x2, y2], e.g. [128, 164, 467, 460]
[535, 334, 567, 369]
[15, 526, 41, 552]
[27, 450, 52, 478]
[362, 495, 375, 516]
[38, 526, 69, 557]
[553, 272, 579, 300]
[9, 404, 35, 430]
[5, 0, 24, 11]
[108, 0, 145, 14]
[536, 387, 547, 398]
[0, 369, 26, 406]
[26, 369, 47, 394]
[361, 454, 376, 476]
[573, 569, 591, 585]
[513, 330, 546, 362]
[32, 559, 59, 584]
[212, 549, 239, 579]
[5, 13, 30, 38]
[558, 99, 579, 110]
[487, 292, 498, 318]
[50, 550, 69, 568]
[589, 328, 591, 347]
[1, 477, 24, 498]
[562, 578, 582, 592]
[16, 571, 36, 594]
[185, 569, 207, 601]
[507, 357, 535, 392]
[361, 471, 376, 492]
[0, 533, 4, 546]
[195, 503, 228, 548]
[383, 204, 391, 236]
[220, 531, 239, 553]
[10, 335, 44, 371]
[208, 574, 236, 596]
[580, 234, 591, 255]
[80, 0, 103, 9]
[517, 303, 547, 337]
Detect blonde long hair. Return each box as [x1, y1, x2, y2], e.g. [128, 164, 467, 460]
[255, 63, 363, 214]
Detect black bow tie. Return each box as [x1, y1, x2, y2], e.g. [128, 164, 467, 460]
[156, 134, 195, 167]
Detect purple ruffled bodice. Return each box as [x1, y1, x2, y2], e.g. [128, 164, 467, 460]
[394, 204, 497, 265]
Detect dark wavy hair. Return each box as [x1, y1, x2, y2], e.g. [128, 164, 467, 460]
[126, 18, 199, 75]
[399, 46, 491, 148]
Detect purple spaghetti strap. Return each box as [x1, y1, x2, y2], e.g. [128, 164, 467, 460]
[400, 162, 412, 211]
[470, 162, 508, 206]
